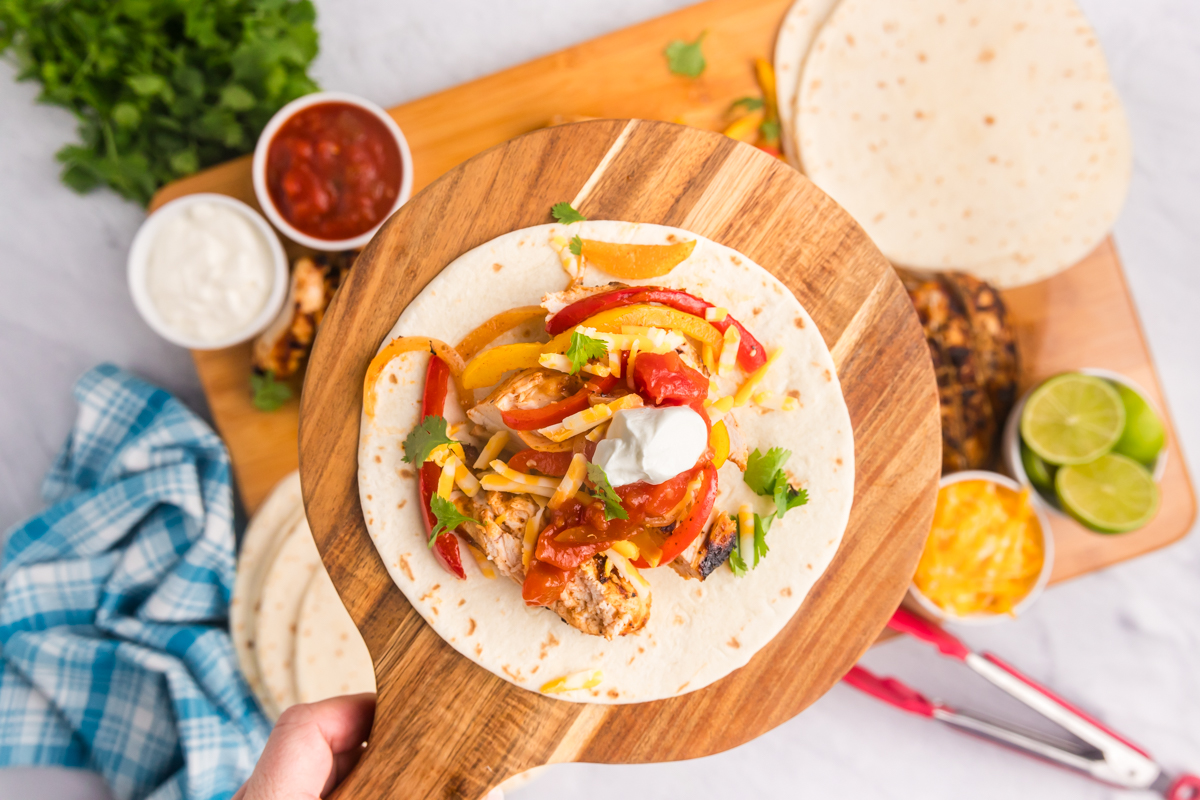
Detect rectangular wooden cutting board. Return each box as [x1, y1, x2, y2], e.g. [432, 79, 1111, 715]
[150, 0, 1194, 585]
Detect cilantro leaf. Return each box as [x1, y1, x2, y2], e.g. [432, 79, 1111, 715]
[250, 371, 291, 412]
[551, 202, 587, 224]
[773, 481, 808, 519]
[753, 513, 771, 563]
[745, 446, 809, 522]
[566, 331, 608, 374]
[586, 463, 629, 521]
[569, 234, 583, 256]
[664, 31, 708, 78]
[402, 415, 455, 465]
[730, 96, 764, 113]
[0, 0, 321, 205]
[744, 447, 792, 495]
[428, 495, 474, 546]
[759, 118, 781, 143]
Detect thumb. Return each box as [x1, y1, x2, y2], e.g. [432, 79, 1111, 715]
[237, 694, 375, 800]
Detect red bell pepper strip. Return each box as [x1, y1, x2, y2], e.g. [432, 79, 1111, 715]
[418, 356, 466, 580]
[499, 373, 621, 431]
[500, 389, 591, 431]
[546, 286, 767, 371]
[509, 449, 574, 477]
[634, 464, 719, 567]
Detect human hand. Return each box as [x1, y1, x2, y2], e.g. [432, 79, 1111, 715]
[233, 694, 376, 800]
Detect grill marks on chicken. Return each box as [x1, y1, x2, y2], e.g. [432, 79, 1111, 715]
[252, 252, 355, 379]
[671, 513, 737, 581]
[461, 491, 650, 639]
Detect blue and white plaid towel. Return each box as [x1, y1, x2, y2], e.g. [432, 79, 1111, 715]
[0, 364, 270, 800]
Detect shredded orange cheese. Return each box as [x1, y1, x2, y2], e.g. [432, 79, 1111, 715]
[914, 481, 1044, 617]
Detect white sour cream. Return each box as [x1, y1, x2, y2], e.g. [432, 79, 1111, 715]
[593, 406, 708, 486]
[145, 201, 274, 343]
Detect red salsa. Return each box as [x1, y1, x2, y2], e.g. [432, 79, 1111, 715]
[266, 102, 402, 241]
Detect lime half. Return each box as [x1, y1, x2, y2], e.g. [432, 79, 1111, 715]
[1056, 453, 1160, 533]
[1112, 383, 1166, 466]
[1021, 374, 1125, 465]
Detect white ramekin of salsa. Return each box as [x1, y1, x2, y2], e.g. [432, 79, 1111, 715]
[252, 91, 413, 251]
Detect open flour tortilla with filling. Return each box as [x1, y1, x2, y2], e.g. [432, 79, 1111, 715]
[358, 221, 854, 703]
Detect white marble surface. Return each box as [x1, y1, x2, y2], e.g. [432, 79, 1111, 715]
[1, 1, 1197, 798]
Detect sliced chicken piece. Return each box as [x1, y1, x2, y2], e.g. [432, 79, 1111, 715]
[462, 490, 650, 638]
[252, 252, 354, 378]
[722, 413, 750, 471]
[670, 513, 737, 581]
[541, 282, 627, 319]
[462, 491, 537, 581]
[556, 553, 650, 638]
[467, 367, 582, 450]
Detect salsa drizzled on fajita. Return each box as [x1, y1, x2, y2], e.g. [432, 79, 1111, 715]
[363, 204, 813, 642]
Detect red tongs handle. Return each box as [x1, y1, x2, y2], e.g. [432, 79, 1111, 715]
[1168, 774, 1200, 800]
[888, 607, 970, 660]
[843, 665, 939, 718]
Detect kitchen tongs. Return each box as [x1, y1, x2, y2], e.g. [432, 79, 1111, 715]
[845, 608, 1199, 799]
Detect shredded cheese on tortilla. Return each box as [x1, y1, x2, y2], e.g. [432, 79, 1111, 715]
[704, 307, 729, 322]
[522, 508, 544, 570]
[549, 453, 588, 510]
[538, 393, 643, 442]
[438, 457, 459, 499]
[540, 668, 603, 695]
[474, 431, 509, 470]
[734, 348, 784, 407]
[718, 325, 741, 377]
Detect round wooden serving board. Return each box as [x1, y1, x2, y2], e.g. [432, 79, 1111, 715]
[299, 119, 941, 799]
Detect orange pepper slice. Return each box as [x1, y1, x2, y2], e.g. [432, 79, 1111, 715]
[579, 239, 696, 280]
[363, 336, 464, 418]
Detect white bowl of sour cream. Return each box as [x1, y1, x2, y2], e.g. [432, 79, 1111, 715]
[128, 193, 289, 350]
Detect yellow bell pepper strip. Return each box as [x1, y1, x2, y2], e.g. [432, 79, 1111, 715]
[363, 336, 465, 419]
[455, 306, 546, 363]
[578, 239, 696, 279]
[582, 304, 724, 348]
[723, 108, 765, 143]
[710, 420, 730, 469]
[460, 342, 545, 390]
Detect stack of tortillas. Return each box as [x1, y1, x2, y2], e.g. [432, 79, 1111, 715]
[230, 472, 375, 720]
[774, 0, 1131, 287]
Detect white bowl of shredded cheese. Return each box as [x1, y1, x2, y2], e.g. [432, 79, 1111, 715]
[128, 193, 289, 350]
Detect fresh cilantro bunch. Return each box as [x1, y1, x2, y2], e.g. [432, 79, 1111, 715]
[0, 0, 320, 205]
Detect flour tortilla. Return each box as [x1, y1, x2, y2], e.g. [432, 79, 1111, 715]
[773, 0, 840, 167]
[796, 0, 1130, 287]
[231, 471, 304, 717]
[295, 566, 376, 703]
[358, 221, 855, 704]
[255, 517, 321, 717]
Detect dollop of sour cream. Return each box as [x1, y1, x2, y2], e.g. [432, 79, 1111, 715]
[593, 406, 708, 487]
[145, 201, 274, 343]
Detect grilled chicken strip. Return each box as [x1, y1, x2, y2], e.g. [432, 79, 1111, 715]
[462, 491, 651, 639]
[671, 513, 737, 581]
[541, 282, 627, 319]
[252, 252, 354, 378]
[467, 368, 583, 449]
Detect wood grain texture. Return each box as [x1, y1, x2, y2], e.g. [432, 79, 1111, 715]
[297, 119, 941, 799]
[147, 0, 1194, 573]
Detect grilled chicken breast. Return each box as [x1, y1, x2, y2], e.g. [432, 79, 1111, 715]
[253, 252, 354, 378]
[462, 491, 650, 639]
[467, 368, 582, 449]
[671, 513, 737, 580]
